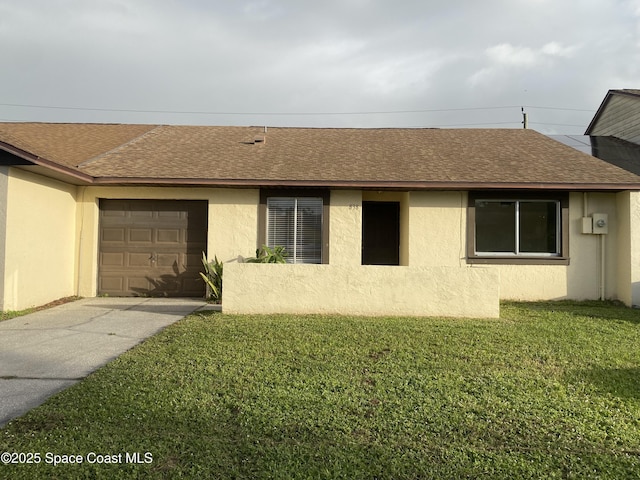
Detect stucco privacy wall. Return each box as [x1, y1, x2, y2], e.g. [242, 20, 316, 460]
[223, 263, 500, 318]
[76, 187, 259, 297]
[3, 168, 77, 310]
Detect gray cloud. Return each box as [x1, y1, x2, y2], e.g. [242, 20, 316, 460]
[1, 0, 638, 133]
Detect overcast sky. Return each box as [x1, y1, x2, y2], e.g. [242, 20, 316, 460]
[1, 0, 639, 133]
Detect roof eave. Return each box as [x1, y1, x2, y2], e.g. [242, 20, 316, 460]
[0, 141, 94, 185]
[585, 90, 614, 135]
[92, 177, 640, 191]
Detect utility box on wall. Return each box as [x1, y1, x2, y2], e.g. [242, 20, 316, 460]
[592, 213, 609, 235]
[581, 214, 609, 235]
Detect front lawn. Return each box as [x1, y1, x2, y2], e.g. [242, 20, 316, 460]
[1, 302, 639, 479]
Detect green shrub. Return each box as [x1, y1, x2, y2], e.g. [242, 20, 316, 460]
[245, 245, 287, 263]
[200, 253, 223, 303]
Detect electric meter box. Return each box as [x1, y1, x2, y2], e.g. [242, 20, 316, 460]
[592, 213, 609, 235]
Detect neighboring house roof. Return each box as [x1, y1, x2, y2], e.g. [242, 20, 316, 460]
[551, 134, 640, 177]
[1, 122, 640, 190]
[585, 89, 640, 143]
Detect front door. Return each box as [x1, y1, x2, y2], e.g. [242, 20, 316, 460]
[361, 201, 400, 265]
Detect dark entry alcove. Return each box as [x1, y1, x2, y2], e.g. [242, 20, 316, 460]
[361, 201, 400, 265]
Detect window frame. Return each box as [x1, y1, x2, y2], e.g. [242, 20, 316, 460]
[467, 191, 569, 265]
[259, 189, 330, 264]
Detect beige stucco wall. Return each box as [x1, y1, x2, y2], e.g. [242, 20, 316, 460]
[407, 191, 467, 267]
[76, 186, 259, 298]
[207, 188, 260, 262]
[616, 192, 631, 304]
[616, 191, 640, 306]
[471, 193, 619, 301]
[228, 189, 624, 306]
[402, 191, 621, 301]
[4, 179, 630, 311]
[329, 190, 362, 265]
[0, 167, 8, 311]
[2, 168, 78, 310]
[223, 263, 500, 318]
[629, 191, 640, 306]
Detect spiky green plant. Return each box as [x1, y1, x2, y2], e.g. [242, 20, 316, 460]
[200, 252, 223, 303]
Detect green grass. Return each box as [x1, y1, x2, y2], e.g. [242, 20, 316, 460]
[1, 301, 639, 479]
[0, 309, 32, 321]
[0, 296, 81, 322]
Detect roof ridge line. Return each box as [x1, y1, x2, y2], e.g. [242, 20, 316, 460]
[76, 125, 162, 168]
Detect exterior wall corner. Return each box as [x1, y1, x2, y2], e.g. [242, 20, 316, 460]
[3, 168, 78, 310]
[0, 167, 8, 310]
[617, 190, 640, 306]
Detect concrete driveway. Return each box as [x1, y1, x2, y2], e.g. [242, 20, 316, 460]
[0, 297, 207, 427]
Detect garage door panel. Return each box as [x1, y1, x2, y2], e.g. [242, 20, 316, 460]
[101, 252, 125, 267]
[102, 228, 126, 242]
[157, 210, 182, 219]
[130, 210, 154, 218]
[185, 229, 207, 243]
[102, 205, 127, 217]
[156, 254, 180, 268]
[127, 228, 152, 242]
[184, 253, 202, 268]
[128, 253, 153, 267]
[127, 277, 154, 292]
[157, 228, 181, 243]
[100, 277, 124, 292]
[99, 199, 207, 297]
[182, 277, 204, 294]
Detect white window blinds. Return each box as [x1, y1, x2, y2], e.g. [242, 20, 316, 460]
[267, 197, 323, 264]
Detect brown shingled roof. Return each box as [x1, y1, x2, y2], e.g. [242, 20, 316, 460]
[0, 123, 157, 168]
[1, 123, 639, 189]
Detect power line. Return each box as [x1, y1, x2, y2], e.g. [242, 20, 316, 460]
[0, 101, 594, 116]
[424, 121, 519, 128]
[522, 105, 594, 112]
[529, 122, 587, 128]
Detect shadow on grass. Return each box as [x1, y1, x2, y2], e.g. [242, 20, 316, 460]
[568, 367, 640, 400]
[506, 300, 640, 325]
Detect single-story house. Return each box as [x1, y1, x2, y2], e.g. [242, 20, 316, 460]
[1, 116, 640, 317]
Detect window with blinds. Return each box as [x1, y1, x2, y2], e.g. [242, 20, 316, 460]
[266, 197, 323, 264]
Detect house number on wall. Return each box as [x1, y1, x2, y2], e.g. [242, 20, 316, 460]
[348, 204, 360, 210]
